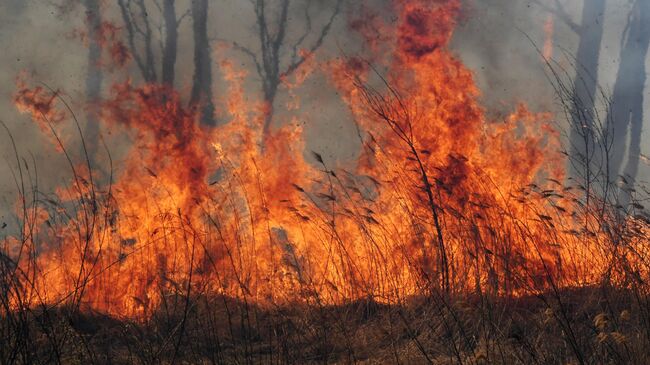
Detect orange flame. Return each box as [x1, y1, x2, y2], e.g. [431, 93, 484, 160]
[543, 14, 554, 60]
[8, 0, 645, 319]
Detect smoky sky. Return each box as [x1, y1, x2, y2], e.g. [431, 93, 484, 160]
[0, 0, 648, 221]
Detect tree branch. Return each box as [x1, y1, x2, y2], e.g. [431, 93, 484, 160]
[282, 0, 342, 78]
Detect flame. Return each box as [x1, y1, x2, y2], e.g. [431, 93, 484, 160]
[69, 16, 130, 69]
[543, 14, 554, 60]
[14, 76, 64, 128]
[7, 0, 649, 318]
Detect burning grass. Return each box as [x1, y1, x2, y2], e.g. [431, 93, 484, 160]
[2, 0, 650, 363]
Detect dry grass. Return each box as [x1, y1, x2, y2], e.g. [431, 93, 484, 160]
[2, 288, 650, 364]
[2, 66, 650, 365]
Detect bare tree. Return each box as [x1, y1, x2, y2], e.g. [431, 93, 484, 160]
[117, 0, 188, 86]
[162, 0, 177, 86]
[236, 0, 342, 146]
[606, 0, 650, 199]
[534, 0, 606, 182]
[190, 0, 215, 126]
[118, 0, 156, 82]
[84, 0, 103, 163]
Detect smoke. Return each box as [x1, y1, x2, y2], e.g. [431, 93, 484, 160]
[0, 0, 648, 224]
[452, 0, 558, 114]
[451, 0, 650, 183]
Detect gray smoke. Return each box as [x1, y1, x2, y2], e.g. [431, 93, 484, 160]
[0, 0, 648, 223]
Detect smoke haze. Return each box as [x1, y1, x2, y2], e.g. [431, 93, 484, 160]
[0, 0, 648, 221]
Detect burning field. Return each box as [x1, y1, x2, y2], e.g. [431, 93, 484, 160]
[2, 0, 650, 364]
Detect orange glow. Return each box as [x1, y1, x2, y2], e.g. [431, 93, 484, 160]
[543, 14, 554, 60]
[7, 0, 647, 319]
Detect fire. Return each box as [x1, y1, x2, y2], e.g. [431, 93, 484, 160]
[69, 18, 130, 69]
[6, 0, 648, 319]
[543, 14, 554, 60]
[14, 75, 64, 131]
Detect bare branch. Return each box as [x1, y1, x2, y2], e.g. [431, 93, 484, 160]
[290, 0, 314, 64]
[230, 40, 264, 81]
[282, 0, 342, 78]
[176, 8, 191, 27]
[117, 0, 148, 79]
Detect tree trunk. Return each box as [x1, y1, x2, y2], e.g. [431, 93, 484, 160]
[84, 0, 102, 164]
[117, 0, 157, 82]
[261, 87, 277, 145]
[258, 0, 286, 144]
[567, 0, 606, 180]
[190, 0, 215, 126]
[609, 0, 650, 194]
[251, 0, 340, 148]
[162, 0, 177, 86]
